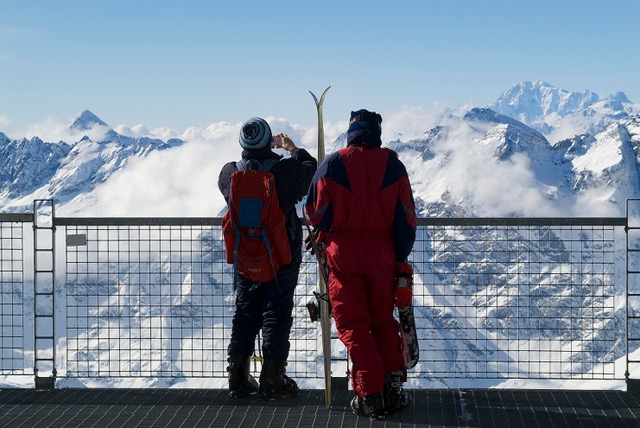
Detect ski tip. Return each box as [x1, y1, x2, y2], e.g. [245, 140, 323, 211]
[309, 90, 320, 105]
[310, 86, 331, 106]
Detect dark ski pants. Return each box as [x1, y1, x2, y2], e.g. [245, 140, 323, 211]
[228, 248, 301, 362]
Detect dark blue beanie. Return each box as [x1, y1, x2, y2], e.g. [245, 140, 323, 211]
[347, 109, 383, 147]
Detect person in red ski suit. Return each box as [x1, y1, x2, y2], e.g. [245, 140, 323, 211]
[304, 109, 417, 419]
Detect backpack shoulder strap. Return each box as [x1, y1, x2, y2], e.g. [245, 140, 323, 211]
[236, 158, 278, 172]
[236, 159, 250, 171]
[259, 158, 279, 172]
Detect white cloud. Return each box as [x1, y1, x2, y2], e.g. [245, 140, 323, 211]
[572, 188, 620, 217]
[114, 123, 150, 138]
[546, 114, 591, 143]
[383, 104, 450, 142]
[10, 105, 628, 219]
[76, 124, 241, 217]
[72, 117, 333, 217]
[113, 123, 186, 141]
[84, 109, 601, 219]
[19, 116, 109, 143]
[407, 118, 565, 217]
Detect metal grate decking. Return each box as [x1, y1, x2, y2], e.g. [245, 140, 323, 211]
[0, 388, 639, 427]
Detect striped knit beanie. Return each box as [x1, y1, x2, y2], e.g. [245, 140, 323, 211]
[239, 117, 272, 150]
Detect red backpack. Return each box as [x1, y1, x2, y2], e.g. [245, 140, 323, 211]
[222, 158, 292, 283]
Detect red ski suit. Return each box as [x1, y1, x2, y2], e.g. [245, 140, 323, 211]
[304, 146, 417, 397]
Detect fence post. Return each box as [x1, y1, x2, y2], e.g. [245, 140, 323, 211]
[627, 199, 640, 391]
[33, 199, 56, 389]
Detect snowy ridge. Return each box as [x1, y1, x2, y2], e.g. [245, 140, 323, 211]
[489, 80, 600, 125]
[1, 84, 638, 218]
[487, 80, 638, 142]
[0, 110, 185, 211]
[0, 135, 71, 199]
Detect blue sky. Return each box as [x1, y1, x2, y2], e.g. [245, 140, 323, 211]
[1, 0, 639, 137]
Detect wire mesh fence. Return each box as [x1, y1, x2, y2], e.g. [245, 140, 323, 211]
[0, 208, 630, 387]
[413, 221, 619, 381]
[0, 214, 33, 377]
[59, 219, 328, 386]
[54, 216, 625, 386]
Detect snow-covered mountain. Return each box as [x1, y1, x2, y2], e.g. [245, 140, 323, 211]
[389, 113, 639, 218]
[317, 83, 639, 218]
[1, 83, 638, 218]
[487, 80, 637, 142]
[0, 110, 185, 211]
[0, 132, 71, 199]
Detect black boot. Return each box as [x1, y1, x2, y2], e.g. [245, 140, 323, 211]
[351, 392, 386, 420]
[227, 355, 259, 398]
[383, 370, 411, 414]
[258, 359, 299, 400]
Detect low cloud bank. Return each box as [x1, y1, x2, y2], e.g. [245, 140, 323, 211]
[3, 107, 628, 218]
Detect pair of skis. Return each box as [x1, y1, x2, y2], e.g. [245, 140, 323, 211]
[306, 87, 419, 409]
[307, 87, 333, 409]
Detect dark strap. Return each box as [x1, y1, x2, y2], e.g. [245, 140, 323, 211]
[237, 158, 278, 172]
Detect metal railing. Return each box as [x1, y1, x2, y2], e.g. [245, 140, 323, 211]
[0, 213, 33, 381]
[413, 218, 623, 385]
[56, 216, 328, 388]
[626, 200, 640, 389]
[0, 199, 637, 389]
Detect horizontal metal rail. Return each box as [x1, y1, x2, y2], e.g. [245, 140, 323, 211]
[53, 216, 626, 227]
[418, 217, 626, 227]
[55, 217, 222, 226]
[0, 213, 34, 223]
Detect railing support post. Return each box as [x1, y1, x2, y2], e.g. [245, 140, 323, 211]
[626, 199, 640, 391]
[33, 199, 56, 389]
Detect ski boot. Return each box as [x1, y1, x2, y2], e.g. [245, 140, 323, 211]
[351, 392, 386, 420]
[258, 359, 300, 400]
[227, 355, 259, 399]
[383, 370, 411, 414]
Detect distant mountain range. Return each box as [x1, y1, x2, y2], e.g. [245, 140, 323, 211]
[488, 80, 634, 139]
[1, 81, 638, 217]
[0, 110, 184, 210]
[328, 80, 639, 217]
